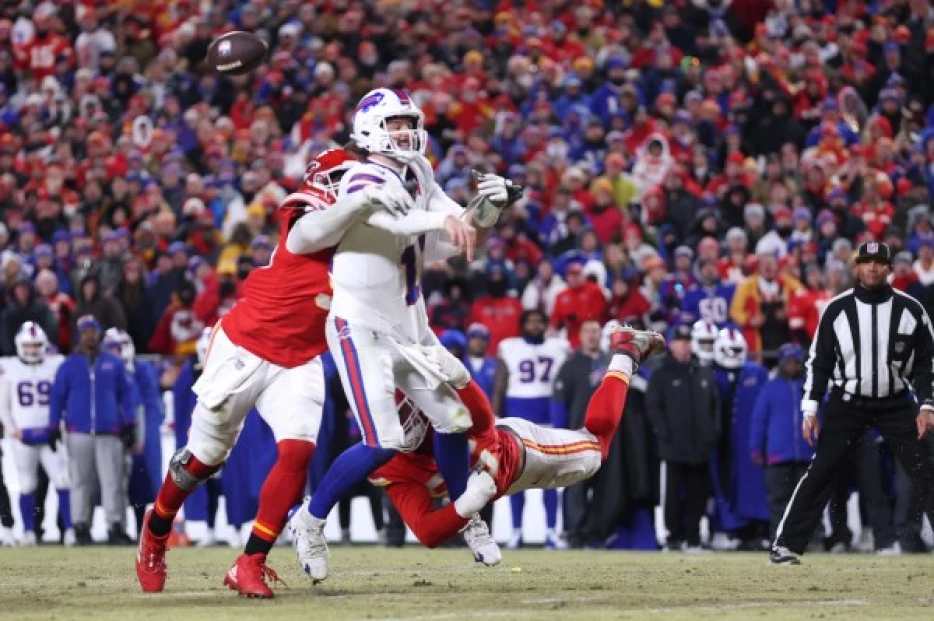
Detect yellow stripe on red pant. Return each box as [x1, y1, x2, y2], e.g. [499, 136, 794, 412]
[521, 439, 601, 455]
[252, 520, 279, 539]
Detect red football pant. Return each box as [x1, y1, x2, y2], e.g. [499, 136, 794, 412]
[250, 439, 316, 543]
[584, 373, 630, 460]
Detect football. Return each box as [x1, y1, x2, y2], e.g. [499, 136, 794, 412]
[206, 31, 268, 76]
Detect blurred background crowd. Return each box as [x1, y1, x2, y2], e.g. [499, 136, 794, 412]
[1, 0, 934, 551]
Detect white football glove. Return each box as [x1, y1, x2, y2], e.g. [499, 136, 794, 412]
[421, 344, 471, 388]
[453, 470, 497, 518]
[358, 184, 413, 217]
[476, 173, 509, 204]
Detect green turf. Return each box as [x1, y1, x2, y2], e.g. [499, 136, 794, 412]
[1, 546, 933, 620]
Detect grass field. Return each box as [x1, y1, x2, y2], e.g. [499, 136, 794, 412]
[1, 546, 934, 621]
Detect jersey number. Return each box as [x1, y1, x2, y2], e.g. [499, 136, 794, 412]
[698, 297, 728, 324]
[17, 381, 51, 407]
[518, 357, 554, 383]
[400, 235, 427, 306]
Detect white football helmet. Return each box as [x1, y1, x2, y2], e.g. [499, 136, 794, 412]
[14, 322, 48, 364]
[691, 320, 718, 364]
[350, 88, 427, 161]
[714, 327, 748, 369]
[195, 326, 213, 369]
[395, 390, 429, 453]
[103, 328, 135, 369]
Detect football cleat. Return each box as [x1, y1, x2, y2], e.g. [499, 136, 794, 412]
[223, 553, 282, 599]
[289, 497, 330, 583]
[610, 325, 666, 369]
[21, 531, 37, 547]
[544, 529, 567, 550]
[0, 527, 15, 548]
[136, 509, 170, 592]
[506, 530, 524, 550]
[63, 528, 76, 547]
[769, 546, 801, 565]
[462, 515, 502, 566]
[197, 528, 217, 548]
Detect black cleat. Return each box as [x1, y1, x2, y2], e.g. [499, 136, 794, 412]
[769, 546, 801, 565]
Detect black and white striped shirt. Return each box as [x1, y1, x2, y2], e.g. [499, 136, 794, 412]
[802, 285, 934, 410]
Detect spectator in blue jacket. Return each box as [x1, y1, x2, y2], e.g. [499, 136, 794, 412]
[103, 328, 164, 537]
[50, 315, 136, 545]
[749, 343, 814, 540]
[464, 323, 497, 399]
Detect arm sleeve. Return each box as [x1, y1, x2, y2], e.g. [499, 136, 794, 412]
[50, 363, 67, 428]
[285, 198, 368, 255]
[910, 304, 934, 403]
[427, 181, 467, 218]
[455, 379, 496, 438]
[749, 387, 769, 463]
[365, 210, 449, 237]
[385, 483, 469, 548]
[802, 303, 838, 412]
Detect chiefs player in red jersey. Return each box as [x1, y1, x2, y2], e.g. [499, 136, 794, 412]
[136, 148, 412, 598]
[366, 325, 665, 556]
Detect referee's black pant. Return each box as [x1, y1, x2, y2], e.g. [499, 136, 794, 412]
[774, 391, 933, 554]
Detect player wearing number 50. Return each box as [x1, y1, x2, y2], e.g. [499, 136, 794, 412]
[50, 315, 137, 545]
[493, 310, 571, 549]
[0, 322, 71, 546]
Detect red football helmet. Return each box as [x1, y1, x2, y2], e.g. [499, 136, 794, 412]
[301, 148, 356, 200]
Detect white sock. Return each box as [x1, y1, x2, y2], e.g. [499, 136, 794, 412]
[608, 354, 633, 377]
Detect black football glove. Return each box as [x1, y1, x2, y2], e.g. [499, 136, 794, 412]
[48, 427, 62, 452]
[120, 425, 136, 450]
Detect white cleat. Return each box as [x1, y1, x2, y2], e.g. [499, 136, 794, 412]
[63, 528, 76, 547]
[462, 515, 502, 566]
[197, 528, 217, 548]
[21, 531, 37, 547]
[506, 530, 524, 549]
[544, 529, 567, 550]
[0, 527, 14, 548]
[289, 497, 330, 583]
[877, 542, 902, 556]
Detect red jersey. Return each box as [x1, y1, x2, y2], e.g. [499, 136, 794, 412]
[369, 381, 521, 547]
[551, 282, 608, 349]
[788, 288, 832, 341]
[221, 190, 334, 368]
[14, 34, 73, 81]
[469, 296, 522, 355]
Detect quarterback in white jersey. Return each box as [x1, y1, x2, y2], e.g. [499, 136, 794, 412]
[493, 309, 570, 549]
[288, 87, 515, 583]
[0, 322, 73, 546]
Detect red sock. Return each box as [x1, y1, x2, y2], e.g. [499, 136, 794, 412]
[583, 374, 630, 460]
[454, 380, 495, 436]
[150, 455, 219, 536]
[251, 440, 316, 545]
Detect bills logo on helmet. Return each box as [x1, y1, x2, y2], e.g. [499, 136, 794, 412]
[391, 89, 411, 105]
[868, 242, 878, 254]
[356, 91, 385, 114]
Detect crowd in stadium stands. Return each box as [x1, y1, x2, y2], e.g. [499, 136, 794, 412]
[2, 0, 934, 550]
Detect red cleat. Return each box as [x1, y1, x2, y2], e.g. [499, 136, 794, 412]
[223, 553, 283, 599]
[136, 509, 169, 593]
[610, 325, 666, 367]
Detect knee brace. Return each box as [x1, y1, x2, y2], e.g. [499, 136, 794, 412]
[169, 449, 222, 491]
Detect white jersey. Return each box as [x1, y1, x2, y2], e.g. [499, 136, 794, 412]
[498, 337, 570, 424]
[329, 160, 464, 338]
[0, 355, 64, 430]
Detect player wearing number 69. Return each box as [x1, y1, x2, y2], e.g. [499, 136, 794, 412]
[0, 322, 71, 546]
[49, 315, 137, 546]
[493, 309, 571, 549]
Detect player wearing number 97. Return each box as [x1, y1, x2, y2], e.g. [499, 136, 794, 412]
[0, 322, 71, 546]
[287, 88, 517, 584]
[493, 309, 571, 549]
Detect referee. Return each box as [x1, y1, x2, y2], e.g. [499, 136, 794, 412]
[770, 242, 934, 564]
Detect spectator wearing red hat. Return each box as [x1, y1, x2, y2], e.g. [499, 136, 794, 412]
[549, 261, 607, 349]
[730, 251, 802, 355]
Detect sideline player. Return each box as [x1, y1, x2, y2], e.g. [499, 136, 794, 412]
[0, 322, 73, 546]
[493, 309, 570, 549]
[288, 88, 516, 582]
[135, 149, 409, 598]
[366, 325, 665, 552]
